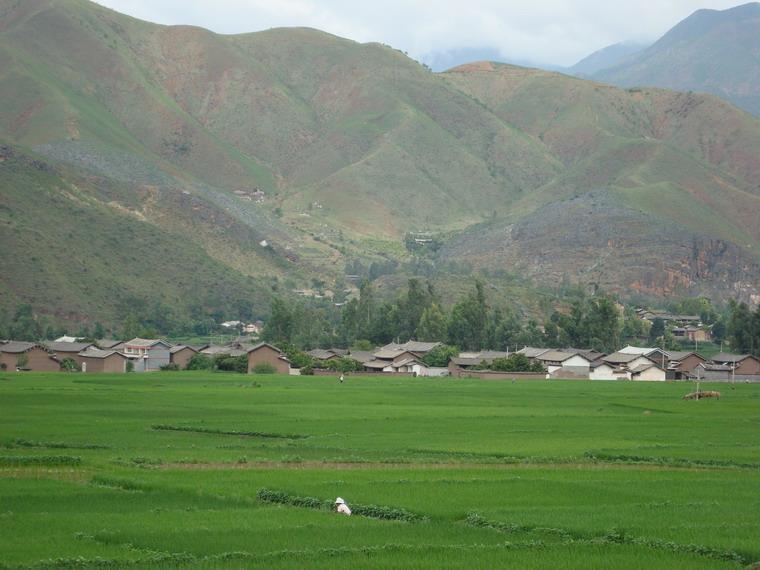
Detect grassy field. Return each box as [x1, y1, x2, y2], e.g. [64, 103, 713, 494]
[1, 372, 758, 568]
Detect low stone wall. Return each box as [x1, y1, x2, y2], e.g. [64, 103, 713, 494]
[311, 369, 412, 377]
[452, 370, 547, 380]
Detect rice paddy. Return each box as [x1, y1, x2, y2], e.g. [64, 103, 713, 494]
[1, 372, 758, 568]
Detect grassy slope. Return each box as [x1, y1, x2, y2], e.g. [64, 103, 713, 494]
[0, 373, 758, 567]
[0, 145, 275, 326]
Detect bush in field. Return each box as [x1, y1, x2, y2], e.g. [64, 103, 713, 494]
[252, 362, 277, 374]
[160, 363, 180, 371]
[126, 360, 134, 373]
[214, 354, 247, 373]
[186, 353, 213, 370]
[59, 357, 80, 372]
[300, 364, 314, 375]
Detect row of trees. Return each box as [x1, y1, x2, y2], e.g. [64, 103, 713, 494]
[262, 279, 654, 353]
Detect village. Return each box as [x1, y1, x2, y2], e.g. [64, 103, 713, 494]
[1, 335, 758, 382]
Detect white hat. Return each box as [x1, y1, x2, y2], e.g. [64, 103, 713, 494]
[335, 497, 345, 504]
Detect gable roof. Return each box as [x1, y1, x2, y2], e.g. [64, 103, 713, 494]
[43, 341, 93, 353]
[347, 350, 375, 364]
[619, 345, 657, 355]
[517, 347, 550, 358]
[169, 345, 198, 354]
[535, 350, 584, 363]
[0, 341, 51, 354]
[630, 362, 659, 373]
[245, 342, 284, 354]
[124, 338, 172, 348]
[78, 347, 127, 359]
[97, 339, 122, 349]
[602, 352, 649, 364]
[710, 353, 751, 363]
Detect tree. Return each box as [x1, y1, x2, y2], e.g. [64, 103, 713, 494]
[263, 297, 294, 344]
[727, 301, 753, 354]
[417, 303, 447, 342]
[121, 313, 140, 340]
[447, 282, 488, 350]
[648, 318, 665, 345]
[421, 345, 458, 367]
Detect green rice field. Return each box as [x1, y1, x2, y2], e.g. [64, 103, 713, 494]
[1, 372, 759, 568]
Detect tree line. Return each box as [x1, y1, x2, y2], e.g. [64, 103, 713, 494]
[263, 279, 664, 354]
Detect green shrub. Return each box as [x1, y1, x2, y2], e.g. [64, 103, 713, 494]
[59, 358, 80, 372]
[126, 360, 134, 373]
[252, 362, 277, 374]
[159, 363, 180, 371]
[300, 364, 314, 375]
[186, 353, 213, 370]
[214, 354, 247, 373]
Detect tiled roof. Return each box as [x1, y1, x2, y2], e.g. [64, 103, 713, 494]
[0, 341, 44, 354]
[78, 348, 124, 359]
[44, 341, 93, 352]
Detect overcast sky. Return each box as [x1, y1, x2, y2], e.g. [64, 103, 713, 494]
[93, 0, 743, 67]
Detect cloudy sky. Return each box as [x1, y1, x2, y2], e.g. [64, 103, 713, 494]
[94, 0, 743, 67]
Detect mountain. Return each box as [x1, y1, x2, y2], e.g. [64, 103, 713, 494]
[0, 0, 759, 329]
[569, 42, 647, 77]
[422, 47, 566, 73]
[593, 3, 760, 116]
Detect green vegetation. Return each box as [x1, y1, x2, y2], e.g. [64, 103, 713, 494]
[0, 373, 758, 568]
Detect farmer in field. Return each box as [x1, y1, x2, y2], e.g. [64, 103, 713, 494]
[334, 497, 351, 516]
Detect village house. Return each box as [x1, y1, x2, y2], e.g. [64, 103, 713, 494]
[361, 341, 441, 373]
[534, 350, 593, 376]
[601, 351, 665, 380]
[246, 342, 290, 374]
[663, 351, 706, 380]
[119, 338, 173, 372]
[700, 353, 760, 380]
[589, 361, 628, 380]
[169, 345, 203, 369]
[307, 348, 348, 363]
[448, 350, 510, 376]
[672, 326, 712, 343]
[629, 362, 666, 381]
[43, 341, 94, 368]
[78, 347, 129, 373]
[0, 341, 59, 372]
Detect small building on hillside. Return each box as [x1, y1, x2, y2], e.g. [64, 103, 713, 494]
[0, 342, 59, 372]
[672, 326, 711, 343]
[246, 342, 290, 374]
[78, 348, 129, 373]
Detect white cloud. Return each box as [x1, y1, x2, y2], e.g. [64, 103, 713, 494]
[94, 0, 744, 66]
